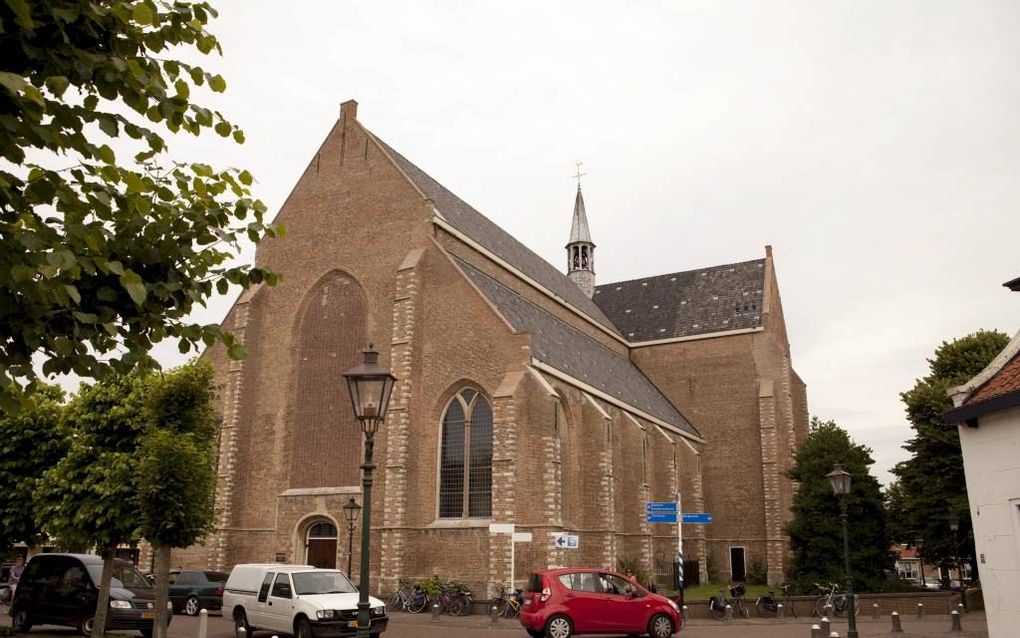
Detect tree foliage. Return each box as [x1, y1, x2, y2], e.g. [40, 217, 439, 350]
[136, 360, 218, 638]
[891, 330, 1009, 575]
[786, 417, 890, 593]
[0, 384, 68, 550]
[36, 372, 148, 637]
[0, 0, 282, 411]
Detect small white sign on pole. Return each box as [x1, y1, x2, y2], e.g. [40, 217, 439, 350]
[512, 532, 533, 543]
[489, 523, 514, 534]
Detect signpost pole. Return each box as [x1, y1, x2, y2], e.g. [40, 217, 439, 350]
[676, 490, 684, 606]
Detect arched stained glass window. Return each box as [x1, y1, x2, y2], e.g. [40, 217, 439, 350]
[439, 388, 493, 518]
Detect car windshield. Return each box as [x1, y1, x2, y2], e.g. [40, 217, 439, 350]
[292, 571, 357, 595]
[86, 563, 152, 589]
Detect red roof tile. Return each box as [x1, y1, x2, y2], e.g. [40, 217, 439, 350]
[967, 350, 1020, 404]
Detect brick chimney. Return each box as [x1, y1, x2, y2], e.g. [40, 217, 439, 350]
[340, 99, 358, 121]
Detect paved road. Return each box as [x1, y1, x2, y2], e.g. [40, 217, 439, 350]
[1, 609, 989, 637]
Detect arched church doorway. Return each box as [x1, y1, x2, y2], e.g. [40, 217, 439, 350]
[305, 521, 338, 569]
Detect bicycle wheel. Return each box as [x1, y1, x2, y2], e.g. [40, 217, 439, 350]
[784, 596, 797, 618]
[406, 593, 428, 614]
[386, 592, 403, 613]
[447, 598, 465, 616]
[812, 596, 828, 617]
[834, 594, 848, 616]
[739, 599, 750, 618]
[710, 599, 726, 620]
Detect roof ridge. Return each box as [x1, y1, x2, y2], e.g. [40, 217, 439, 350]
[596, 257, 767, 289]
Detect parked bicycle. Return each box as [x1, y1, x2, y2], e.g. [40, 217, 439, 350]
[812, 582, 854, 617]
[434, 582, 472, 616]
[386, 580, 429, 613]
[755, 583, 796, 617]
[495, 582, 523, 619]
[709, 583, 749, 620]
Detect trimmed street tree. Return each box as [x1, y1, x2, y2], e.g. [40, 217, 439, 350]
[786, 417, 890, 593]
[137, 361, 218, 638]
[0, 0, 281, 411]
[36, 373, 147, 638]
[0, 384, 68, 550]
[892, 330, 1009, 580]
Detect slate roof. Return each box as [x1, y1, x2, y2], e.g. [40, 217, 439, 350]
[568, 187, 593, 244]
[1004, 276, 1020, 292]
[593, 259, 767, 342]
[453, 256, 698, 436]
[370, 134, 620, 335]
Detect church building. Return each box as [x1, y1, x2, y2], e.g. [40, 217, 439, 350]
[181, 101, 809, 593]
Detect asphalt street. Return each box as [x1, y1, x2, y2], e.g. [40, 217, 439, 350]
[1, 607, 991, 637]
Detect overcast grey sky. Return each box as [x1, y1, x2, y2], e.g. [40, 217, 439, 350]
[148, 0, 1020, 485]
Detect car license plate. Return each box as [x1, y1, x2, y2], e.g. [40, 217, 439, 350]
[142, 611, 155, 620]
[347, 620, 358, 628]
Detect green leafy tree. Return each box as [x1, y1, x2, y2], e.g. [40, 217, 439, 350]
[892, 330, 1009, 581]
[0, 0, 282, 412]
[786, 417, 890, 593]
[136, 361, 218, 638]
[0, 384, 68, 550]
[36, 373, 147, 638]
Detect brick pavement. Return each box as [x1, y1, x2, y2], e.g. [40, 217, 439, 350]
[0, 607, 990, 638]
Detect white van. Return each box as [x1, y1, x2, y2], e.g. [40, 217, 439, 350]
[222, 564, 388, 637]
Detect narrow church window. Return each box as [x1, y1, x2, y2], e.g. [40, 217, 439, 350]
[439, 388, 492, 518]
[642, 433, 649, 485]
[581, 246, 589, 269]
[572, 246, 580, 269]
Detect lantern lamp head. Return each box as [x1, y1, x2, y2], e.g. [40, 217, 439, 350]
[826, 463, 852, 496]
[342, 344, 397, 434]
[342, 496, 362, 524]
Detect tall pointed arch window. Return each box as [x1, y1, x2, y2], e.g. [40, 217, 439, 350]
[439, 388, 493, 518]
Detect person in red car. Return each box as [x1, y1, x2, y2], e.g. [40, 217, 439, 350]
[519, 567, 680, 638]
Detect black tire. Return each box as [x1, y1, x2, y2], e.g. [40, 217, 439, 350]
[447, 598, 464, 616]
[234, 608, 252, 637]
[140, 629, 153, 638]
[648, 613, 674, 638]
[812, 597, 827, 618]
[528, 631, 544, 638]
[385, 592, 402, 612]
[709, 599, 726, 620]
[295, 617, 313, 638]
[78, 614, 95, 637]
[184, 595, 201, 616]
[406, 594, 428, 614]
[11, 606, 32, 633]
[545, 614, 573, 638]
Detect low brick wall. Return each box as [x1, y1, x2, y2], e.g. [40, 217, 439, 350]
[681, 590, 964, 618]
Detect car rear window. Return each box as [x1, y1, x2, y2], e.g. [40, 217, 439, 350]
[527, 573, 544, 593]
[558, 572, 601, 593]
[204, 571, 228, 582]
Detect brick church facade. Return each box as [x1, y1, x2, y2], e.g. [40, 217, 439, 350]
[174, 100, 809, 593]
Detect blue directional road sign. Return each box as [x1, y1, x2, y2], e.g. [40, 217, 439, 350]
[646, 502, 678, 513]
[646, 513, 678, 524]
[681, 513, 713, 524]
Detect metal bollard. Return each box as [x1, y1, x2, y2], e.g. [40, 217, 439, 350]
[811, 624, 821, 638]
[958, 602, 966, 615]
[824, 603, 833, 618]
[725, 604, 733, 620]
[951, 610, 963, 632]
[237, 627, 246, 638]
[917, 602, 924, 619]
[198, 609, 208, 638]
[820, 616, 830, 636]
[431, 602, 440, 622]
[829, 633, 841, 638]
[778, 603, 785, 618]
[872, 603, 879, 619]
[490, 605, 498, 626]
[891, 611, 903, 633]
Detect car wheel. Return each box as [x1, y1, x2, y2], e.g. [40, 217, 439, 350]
[545, 614, 573, 638]
[11, 606, 32, 633]
[78, 614, 95, 636]
[185, 595, 200, 616]
[140, 629, 154, 638]
[648, 612, 674, 638]
[295, 617, 313, 638]
[234, 609, 252, 637]
[528, 631, 544, 638]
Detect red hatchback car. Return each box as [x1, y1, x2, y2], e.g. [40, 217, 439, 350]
[519, 568, 681, 638]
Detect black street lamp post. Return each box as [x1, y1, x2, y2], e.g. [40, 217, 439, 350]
[826, 464, 858, 638]
[343, 344, 396, 638]
[342, 496, 362, 579]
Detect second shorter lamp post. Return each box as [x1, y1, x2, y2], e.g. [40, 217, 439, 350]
[343, 344, 397, 638]
[342, 496, 361, 579]
[826, 463, 858, 638]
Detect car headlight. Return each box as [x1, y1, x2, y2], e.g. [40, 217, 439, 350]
[109, 600, 132, 609]
[315, 609, 335, 620]
[372, 606, 385, 616]
[668, 599, 679, 612]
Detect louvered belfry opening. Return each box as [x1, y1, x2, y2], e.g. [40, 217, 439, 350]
[438, 388, 493, 518]
[290, 271, 367, 488]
